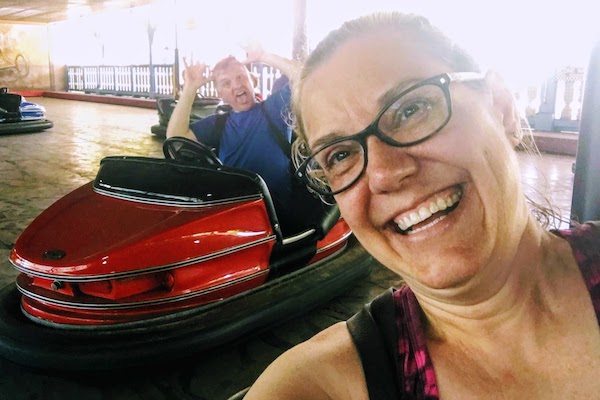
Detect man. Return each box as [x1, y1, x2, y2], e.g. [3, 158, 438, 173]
[166, 47, 308, 234]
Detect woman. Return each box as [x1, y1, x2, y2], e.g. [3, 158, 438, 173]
[245, 12, 600, 399]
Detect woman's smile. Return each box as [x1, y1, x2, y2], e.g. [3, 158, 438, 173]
[390, 184, 464, 234]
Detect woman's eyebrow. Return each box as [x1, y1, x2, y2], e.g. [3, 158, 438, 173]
[377, 77, 422, 108]
[308, 77, 424, 150]
[310, 132, 348, 151]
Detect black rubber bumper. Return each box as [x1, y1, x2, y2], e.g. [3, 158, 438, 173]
[150, 123, 166, 138]
[0, 238, 372, 371]
[0, 119, 53, 135]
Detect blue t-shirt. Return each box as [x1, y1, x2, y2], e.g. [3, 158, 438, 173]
[190, 85, 293, 211]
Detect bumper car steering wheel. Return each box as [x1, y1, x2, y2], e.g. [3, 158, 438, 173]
[163, 137, 222, 166]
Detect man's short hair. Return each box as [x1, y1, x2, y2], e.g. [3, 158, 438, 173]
[212, 56, 258, 88]
[212, 56, 243, 77]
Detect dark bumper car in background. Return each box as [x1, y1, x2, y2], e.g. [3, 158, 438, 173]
[151, 95, 224, 138]
[0, 87, 53, 135]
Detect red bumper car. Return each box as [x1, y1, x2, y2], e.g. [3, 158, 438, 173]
[0, 138, 372, 371]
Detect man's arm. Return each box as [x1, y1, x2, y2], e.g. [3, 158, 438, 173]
[241, 43, 301, 83]
[166, 59, 212, 140]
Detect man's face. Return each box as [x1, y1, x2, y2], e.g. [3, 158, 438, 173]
[214, 63, 256, 112]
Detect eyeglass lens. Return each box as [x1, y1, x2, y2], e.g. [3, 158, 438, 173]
[305, 82, 449, 194]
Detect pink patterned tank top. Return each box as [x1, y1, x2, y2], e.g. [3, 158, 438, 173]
[392, 222, 600, 399]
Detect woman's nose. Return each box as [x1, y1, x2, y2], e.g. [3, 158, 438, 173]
[364, 135, 417, 194]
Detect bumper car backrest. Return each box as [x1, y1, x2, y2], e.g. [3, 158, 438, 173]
[93, 156, 284, 241]
[0, 93, 22, 121]
[316, 204, 341, 240]
[193, 96, 222, 107]
[156, 98, 175, 117]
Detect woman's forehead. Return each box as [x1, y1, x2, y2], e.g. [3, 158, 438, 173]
[308, 32, 442, 90]
[300, 32, 444, 143]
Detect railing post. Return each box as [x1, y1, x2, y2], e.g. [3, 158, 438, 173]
[66, 67, 71, 91]
[150, 65, 156, 98]
[112, 66, 117, 94]
[96, 66, 101, 94]
[82, 67, 86, 92]
[130, 67, 134, 95]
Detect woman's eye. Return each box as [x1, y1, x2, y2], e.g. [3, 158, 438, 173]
[396, 100, 430, 123]
[400, 103, 422, 120]
[327, 150, 350, 166]
[380, 98, 432, 132]
[320, 143, 361, 172]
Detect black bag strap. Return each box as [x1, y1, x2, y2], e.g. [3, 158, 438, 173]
[347, 288, 400, 400]
[259, 103, 292, 156]
[212, 111, 230, 155]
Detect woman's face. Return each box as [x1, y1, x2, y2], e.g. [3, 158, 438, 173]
[299, 31, 526, 291]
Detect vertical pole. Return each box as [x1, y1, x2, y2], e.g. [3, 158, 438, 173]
[46, 24, 56, 91]
[148, 22, 156, 98]
[172, 0, 180, 97]
[570, 40, 600, 224]
[292, 0, 308, 62]
[96, 66, 101, 94]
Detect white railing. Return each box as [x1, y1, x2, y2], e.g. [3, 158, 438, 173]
[66, 63, 282, 100]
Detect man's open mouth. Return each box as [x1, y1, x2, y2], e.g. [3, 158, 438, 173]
[392, 186, 463, 235]
[235, 91, 248, 101]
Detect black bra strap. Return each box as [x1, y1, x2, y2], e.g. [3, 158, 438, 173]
[347, 288, 400, 399]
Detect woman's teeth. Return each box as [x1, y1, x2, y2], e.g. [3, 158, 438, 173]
[395, 191, 462, 233]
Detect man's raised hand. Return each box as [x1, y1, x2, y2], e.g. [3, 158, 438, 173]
[182, 56, 213, 90]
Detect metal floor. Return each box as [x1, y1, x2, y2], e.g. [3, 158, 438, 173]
[0, 98, 576, 400]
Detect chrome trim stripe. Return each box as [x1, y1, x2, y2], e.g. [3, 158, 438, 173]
[94, 186, 263, 208]
[310, 241, 347, 265]
[11, 235, 276, 282]
[17, 269, 270, 310]
[281, 229, 316, 246]
[315, 231, 353, 254]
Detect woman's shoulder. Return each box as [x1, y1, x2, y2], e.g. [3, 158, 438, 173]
[244, 322, 368, 400]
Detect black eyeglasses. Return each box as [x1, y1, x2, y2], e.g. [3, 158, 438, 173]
[295, 72, 485, 196]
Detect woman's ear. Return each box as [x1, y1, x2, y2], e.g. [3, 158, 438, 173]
[484, 71, 522, 147]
